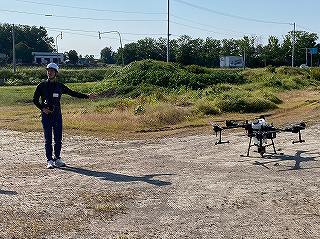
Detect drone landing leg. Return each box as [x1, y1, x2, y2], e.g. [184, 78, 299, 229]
[215, 130, 229, 145]
[271, 138, 277, 154]
[258, 137, 265, 157]
[247, 137, 252, 156]
[292, 131, 305, 144]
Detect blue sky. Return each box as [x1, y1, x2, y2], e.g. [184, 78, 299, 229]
[1, 0, 319, 58]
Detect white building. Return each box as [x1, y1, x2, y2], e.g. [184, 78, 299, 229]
[32, 52, 64, 64]
[220, 56, 244, 68]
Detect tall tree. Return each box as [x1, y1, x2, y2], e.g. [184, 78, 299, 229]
[136, 37, 162, 60]
[282, 30, 318, 66]
[220, 38, 240, 56]
[15, 42, 33, 63]
[0, 23, 54, 63]
[17, 25, 54, 52]
[66, 50, 79, 64]
[100, 46, 115, 64]
[84, 55, 95, 65]
[111, 31, 320, 67]
[155, 37, 168, 61]
[122, 42, 139, 64]
[175, 35, 203, 65]
[0, 24, 13, 56]
[237, 36, 260, 67]
[200, 38, 221, 67]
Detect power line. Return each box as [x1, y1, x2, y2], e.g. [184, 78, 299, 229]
[122, 32, 166, 36]
[48, 30, 98, 38]
[171, 21, 253, 38]
[171, 14, 258, 36]
[13, 0, 166, 15]
[43, 28, 138, 42]
[296, 24, 320, 34]
[46, 29, 136, 48]
[47, 27, 97, 34]
[3, 21, 166, 41]
[172, 0, 292, 25]
[46, 27, 166, 36]
[0, 9, 166, 22]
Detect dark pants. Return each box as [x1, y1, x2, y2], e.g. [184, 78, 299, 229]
[41, 112, 62, 161]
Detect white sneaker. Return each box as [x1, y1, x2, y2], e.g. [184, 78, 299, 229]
[47, 160, 54, 169]
[54, 158, 66, 167]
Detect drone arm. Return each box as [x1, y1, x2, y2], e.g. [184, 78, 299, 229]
[209, 122, 230, 145]
[281, 123, 306, 144]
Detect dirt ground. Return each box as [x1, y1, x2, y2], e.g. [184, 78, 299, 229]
[1, 119, 320, 239]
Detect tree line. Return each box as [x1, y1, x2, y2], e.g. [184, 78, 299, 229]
[106, 32, 319, 67]
[1, 23, 319, 67]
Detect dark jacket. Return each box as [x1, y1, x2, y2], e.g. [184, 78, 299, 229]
[33, 79, 88, 114]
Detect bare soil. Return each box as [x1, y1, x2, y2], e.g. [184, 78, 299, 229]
[1, 120, 320, 239]
[1, 89, 320, 239]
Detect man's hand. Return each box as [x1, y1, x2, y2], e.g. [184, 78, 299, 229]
[42, 107, 53, 114]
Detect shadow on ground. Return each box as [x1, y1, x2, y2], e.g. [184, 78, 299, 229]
[253, 150, 319, 170]
[0, 189, 17, 195]
[58, 166, 173, 186]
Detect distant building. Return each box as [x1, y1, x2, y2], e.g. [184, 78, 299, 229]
[32, 52, 64, 64]
[220, 56, 244, 68]
[78, 57, 90, 66]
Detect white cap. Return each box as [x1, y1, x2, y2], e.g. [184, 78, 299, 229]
[46, 62, 59, 72]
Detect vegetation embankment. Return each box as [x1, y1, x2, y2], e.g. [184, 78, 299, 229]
[0, 60, 320, 138]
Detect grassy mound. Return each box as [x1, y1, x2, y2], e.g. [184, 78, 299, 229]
[116, 60, 246, 89]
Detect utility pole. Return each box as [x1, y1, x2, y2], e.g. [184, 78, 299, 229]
[305, 48, 308, 66]
[291, 22, 295, 67]
[12, 24, 16, 73]
[243, 49, 246, 69]
[167, 0, 170, 62]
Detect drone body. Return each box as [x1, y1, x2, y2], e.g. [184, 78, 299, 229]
[211, 117, 306, 157]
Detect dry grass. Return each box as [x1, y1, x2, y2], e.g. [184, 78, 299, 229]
[0, 89, 320, 139]
[0, 105, 42, 132]
[267, 89, 320, 126]
[137, 103, 191, 128]
[81, 192, 128, 218]
[0, 210, 87, 239]
[0, 190, 132, 239]
[63, 107, 141, 133]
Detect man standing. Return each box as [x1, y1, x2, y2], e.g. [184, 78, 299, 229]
[33, 63, 95, 169]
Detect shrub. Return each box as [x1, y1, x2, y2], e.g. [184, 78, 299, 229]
[310, 68, 320, 81]
[0, 67, 116, 86]
[117, 60, 247, 91]
[195, 100, 220, 115]
[0, 69, 14, 80]
[276, 66, 306, 76]
[264, 76, 284, 88]
[203, 84, 234, 96]
[255, 90, 282, 104]
[265, 65, 276, 73]
[185, 64, 209, 74]
[263, 74, 313, 90]
[217, 90, 278, 113]
[138, 103, 189, 127]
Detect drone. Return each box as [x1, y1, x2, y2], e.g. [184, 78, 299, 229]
[210, 116, 306, 157]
